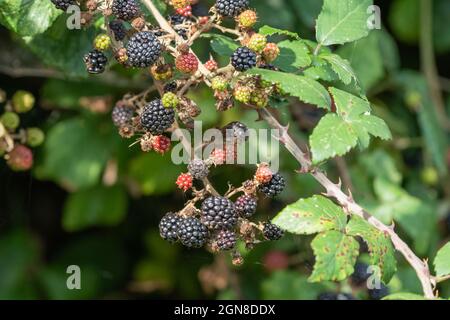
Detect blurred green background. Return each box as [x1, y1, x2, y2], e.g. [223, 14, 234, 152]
[1, 0, 450, 300]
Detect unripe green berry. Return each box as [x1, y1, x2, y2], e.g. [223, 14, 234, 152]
[162, 92, 179, 108]
[250, 89, 269, 108]
[211, 76, 228, 91]
[26, 127, 45, 147]
[421, 167, 439, 187]
[248, 34, 267, 53]
[12, 90, 35, 113]
[237, 10, 257, 28]
[94, 34, 111, 51]
[233, 85, 252, 104]
[1, 111, 20, 130]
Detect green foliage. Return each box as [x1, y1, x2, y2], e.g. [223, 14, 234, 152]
[310, 88, 391, 163]
[273, 40, 311, 72]
[309, 231, 359, 282]
[434, 242, 450, 277]
[316, 0, 373, 46]
[258, 25, 300, 39]
[63, 185, 128, 231]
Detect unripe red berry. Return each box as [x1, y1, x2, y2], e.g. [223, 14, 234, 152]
[175, 53, 198, 73]
[255, 163, 273, 184]
[152, 135, 171, 154]
[176, 172, 193, 191]
[204, 59, 218, 71]
[176, 5, 192, 17]
[262, 43, 280, 62]
[7, 144, 33, 171]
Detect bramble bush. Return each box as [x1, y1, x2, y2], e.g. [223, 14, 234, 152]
[0, 0, 450, 300]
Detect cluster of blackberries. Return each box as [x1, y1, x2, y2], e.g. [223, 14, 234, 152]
[126, 31, 162, 68]
[109, 20, 127, 41]
[140, 99, 175, 135]
[215, 0, 249, 17]
[201, 196, 238, 230]
[51, 0, 76, 11]
[258, 173, 285, 198]
[83, 50, 108, 74]
[112, 0, 141, 21]
[231, 47, 257, 72]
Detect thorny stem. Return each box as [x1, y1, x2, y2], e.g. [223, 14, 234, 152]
[142, 0, 436, 299]
[259, 108, 435, 299]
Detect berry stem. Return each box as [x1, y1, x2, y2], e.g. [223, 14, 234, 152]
[258, 107, 436, 299]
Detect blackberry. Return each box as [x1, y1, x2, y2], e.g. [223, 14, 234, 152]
[201, 196, 238, 230]
[259, 63, 278, 71]
[126, 31, 162, 68]
[164, 81, 178, 93]
[177, 217, 209, 248]
[109, 20, 127, 41]
[368, 284, 389, 300]
[215, 0, 249, 17]
[235, 194, 257, 218]
[263, 222, 284, 240]
[216, 230, 237, 251]
[112, 102, 134, 127]
[231, 47, 257, 72]
[351, 262, 370, 286]
[188, 159, 210, 179]
[223, 121, 248, 143]
[51, 0, 76, 11]
[159, 213, 181, 243]
[140, 99, 175, 135]
[258, 172, 285, 197]
[112, 0, 141, 21]
[83, 50, 108, 74]
[168, 14, 187, 25]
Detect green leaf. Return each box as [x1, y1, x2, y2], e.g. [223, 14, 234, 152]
[316, 0, 373, 46]
[36, 117, 120, 189]
[262, 271, 334, 300]
[310, 88, 391, 163]
[258, 25, 300, 39]
[273, 40, 312, 72]
[247, 68, 331, 110]
[273, 195, 347, 235]
[0, 0, 61, 36]
[320, 53, 358, 85]
[205, 34, 239, 56]
[346, 216, 397, 283]
[127, 152, 180, 195]
[383, 293, 426, 300]
[23, 15, 97, 77]
[434, 242, 450, 277]
[62, 185, 128, 232]
[309, 231, 359, 282]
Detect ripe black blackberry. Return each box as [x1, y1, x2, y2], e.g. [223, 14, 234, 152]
[51, 0, 76, 10]
[201, 196, 238, 230]
[159, 213, 181, 243]
[188, 159, 209, 179]
[177, 217, 209, 248]
[259, 63, 279, 71]
[231, 47, 257, 71]
[112, 0, 141, 21]
[83, 50, 108, 74]
[258, 172, 285, 197]
[215, 0, 249, 17]
[168, 14, 187, 25]
[140, 99, 175, 135]
[112, 103, 134, 127]
[164, 81, 178, 93]
[351, 262, 370, 285]
[126, 31, 162, 68]
[368, 284, 389, 300]
[263, 222, 284, 240]
[235, 194, 257, 218]
[223, 121, 249, 143]
[109, 20, 127, 41]
[216, 230, 237, 251]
